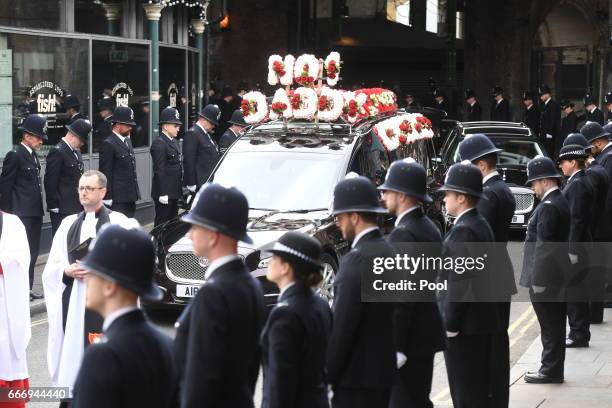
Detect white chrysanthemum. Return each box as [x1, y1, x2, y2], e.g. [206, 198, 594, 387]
[292, 87, 318, 120]
[317, 87, 344, 122]
[242, 91, 269, 124]
[324, 51, 341, 87]
[269, 88, 293, 121]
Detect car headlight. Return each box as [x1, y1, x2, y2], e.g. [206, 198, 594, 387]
[258, 256, 271, 269]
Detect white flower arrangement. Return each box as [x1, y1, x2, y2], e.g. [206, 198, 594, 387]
[324, 51, 341, 87]
[317, 87, 344, 122]
[294, 54, 320, 87]
[267, 55, 295, 86]
[342, 91, 367, 123]
[373, 116, 401, 152]
[241, 91, 269, 124]
[269, 88, 293, 121]
[292, 87, 318, 120]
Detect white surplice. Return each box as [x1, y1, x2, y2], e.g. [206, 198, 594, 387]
[42, 211, 127, 392]
[0, 213, 31, 381]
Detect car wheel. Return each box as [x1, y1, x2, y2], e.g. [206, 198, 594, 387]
[316, 253, 338, 306]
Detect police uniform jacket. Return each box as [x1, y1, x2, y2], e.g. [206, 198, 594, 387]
[150, 134, 182, 200]
[388, 208, 446, 356]
[595, 144, 612, 237]
[219, 128, 239, 154]
[586, 108, 604, 126]
[524, 105, 541, 136]
[44, 139, 84, 214]
[326, 229, 396, 390]
[560, 111, 578, 140]
[539, 100, 561, 145]
[519, 189, 570, 289]
[491, 99, 511, 122]
[182, 123, 219, 188]
[175, 258, 265, 408]
[98, 133, 141, 203]
[439, 208, 505, 334]
[68, 112, 88, 125]
[0, 144, 43, 217]
[94, 116, 112, 141]
[261, 280, 332, 408]
[71, 309, 178, 408]
[465, 101, 482, 122]
[585, 162, 611, 240]
[563, 170, 593, 243]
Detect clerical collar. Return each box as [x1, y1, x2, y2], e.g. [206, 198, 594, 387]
[454, 207, 475, 224]
[395, 206, 420, 226]
[113, 131, 126, 143]
[351, 226, 378, 249]
[483, 171, 499, 184]
[205, 254, 241, 280]
[21, 143, 32, 154]
[103, 306, 139, 332]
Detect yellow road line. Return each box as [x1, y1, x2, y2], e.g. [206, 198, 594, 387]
[432, 387, 450, 403]
[31, 318, 48, 327]
[507, 305, 534, 336]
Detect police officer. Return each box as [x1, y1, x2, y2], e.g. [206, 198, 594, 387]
[98, 106, 141, 218]
[521, 156, 570, 384]
[63, 94, 87, 124]
[151, 107, 183, 226]
[182, 104, 220, 193]
[378, 160, 446, 408]
[523, 91, 540, 136]
[491, 86, 511, 121]
[93, 97, 114, 150]
[219, 109, 247, 154]
[326, 176, 395, 408]
[433, 88, 449, 116]
[557, 144, 594, 347]
[259, 232, 332, 408]
[0, 114, 47, 299]
[458, 134, 517, 407]
[437, 161, 503, 408]
[403, 92, 419, 110]
[584, 94, 604, 125]
[175, 183, 265, 407]
[44, 118, 90, 235]
[560, 100, 578, 143]
[605, 91, 612, 123]
[72, 224, 178, 408]
[464, 88, 482, 122]
[538, 84, 562, 157]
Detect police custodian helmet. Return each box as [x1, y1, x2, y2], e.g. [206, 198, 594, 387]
[378, 158, 432, 203]
[19, 114, 48, 140]
[158, 106, 183, 126]
[66, 118, 92, 143]
[182, 183, 253, 243]
[458, 134, 501, 163]
[580, 121, 610, 144]
[438, 161, 485, 198]
[81, 224, 163, 301]
[111, 106, 137, 127]
[199, 104, 221, 126]
[557, 144, 588, 164]
[332, 176, 386, 215]
[525, 156, 562, 186]
[563, 133, 591, 154]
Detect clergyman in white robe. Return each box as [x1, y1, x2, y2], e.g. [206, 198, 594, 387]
[0, 213, 31, 384]
[42, 210, 127, 394]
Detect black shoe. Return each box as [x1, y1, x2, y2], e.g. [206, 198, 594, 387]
[29, 291, 43, 300]
[566, 338, 589, 348]
[524, 371, 564, 384]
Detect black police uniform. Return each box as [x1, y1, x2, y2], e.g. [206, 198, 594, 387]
[327, 228, 396, 408]
[520, 186, 570, 380]
[44, 139, 84, 235]
[219, 128, 239, 154]
[524, 104, 541, 136]
[586, 108, 604, 126]
[0, 115, 46, 290]
[561, 112, 578, 143]
[388, 207, 446, 408]
[183, 107, 220, 189]
[539, 98, 562, 156]
[491, 98, 511, 121]
[68, 112, 87, 125]
[561, 164, 593, 345]
[465, 101, 482, 122]
[261, 280, 332, 408]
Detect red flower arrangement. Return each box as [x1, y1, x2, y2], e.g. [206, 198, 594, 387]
[290, 93, 302, 110]
[415, 115, 432, 129]
[385, 128, 395, 138]
[327, 61, 338, 79]
[399, 120, 412, 134]
[241, 99, 256, 116]
[399, 134, 407, 144]
[318, 95, 329, 111]
[272, 60, 286, 77]
[296, 63, 315, 87]
[271, 101, 287, 114]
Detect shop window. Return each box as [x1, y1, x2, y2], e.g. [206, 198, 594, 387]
[91, 40, 149, 152]
[0, 1, 63, 31]
[0, 33, 89, 159]
[75, 0, 112, 36]
[160, 46, 186, 137]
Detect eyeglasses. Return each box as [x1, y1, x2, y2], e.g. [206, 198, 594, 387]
[78, 186, 104, 193]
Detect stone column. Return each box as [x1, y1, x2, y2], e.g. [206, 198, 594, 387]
[143, 1, 165, 144]
[191, 19, 205, 113]
[102, 2, 121, 36]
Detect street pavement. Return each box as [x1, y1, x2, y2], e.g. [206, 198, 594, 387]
[23, 239, 611, 407]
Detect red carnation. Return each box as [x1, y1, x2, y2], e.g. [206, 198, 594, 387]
[291, 94, 301, 110]
[271, 101, 287, 114]
[241, 99, 250, 116]
[385, 128, 395, 138]
[273, 60, 285, 77]
[414, 122, 422, 132]
[318, 95, 328, 111]
[399, 134, 407, 144]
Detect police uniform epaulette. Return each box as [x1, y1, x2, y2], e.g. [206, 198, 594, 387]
[543, 200, 552, 204]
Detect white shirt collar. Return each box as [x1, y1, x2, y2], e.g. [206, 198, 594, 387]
[544, 98, 550, 106]
[526, 104, 533, 110]
[113, 131, 126, 143]
[204, 254, 241, 280]
[605, 142, 612, 151]
[21, 143, 32, 154]
[542, 186, 559, 201]
[62, 137, 75, 150]
[567, 169, 581, 183]
[162, 132, 174, 142]
[469, 101, 476, 107]
[482, 170, 499, 184]
[71, 112, 79, 119]
[454, 207, 475, 225]
[102, 306, 139, 332]
[278, 281, 296, 300]
[496, 98, 503, 105]
[196, 122, 209, 134]
[351, 226, 378, 249]
[395, 206, 420, 227]
[589, 106, 596, 114]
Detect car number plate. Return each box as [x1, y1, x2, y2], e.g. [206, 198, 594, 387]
[176, 284, 200, 298]
[512, 214, 525, 224]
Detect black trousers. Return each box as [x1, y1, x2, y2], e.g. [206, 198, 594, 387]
[332, 388, 390, 408]
[18, 215, 42, 290]
[389, 353, 435, 408]
[531, 290, 566, 378]
[567, 302, 590, 341]
[444, 333, 496, 408]
[111, 201, 136, 218]
[50, 212, 70, 237]
[490, 302, 510, 407]
[154, 198, 178, 227]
